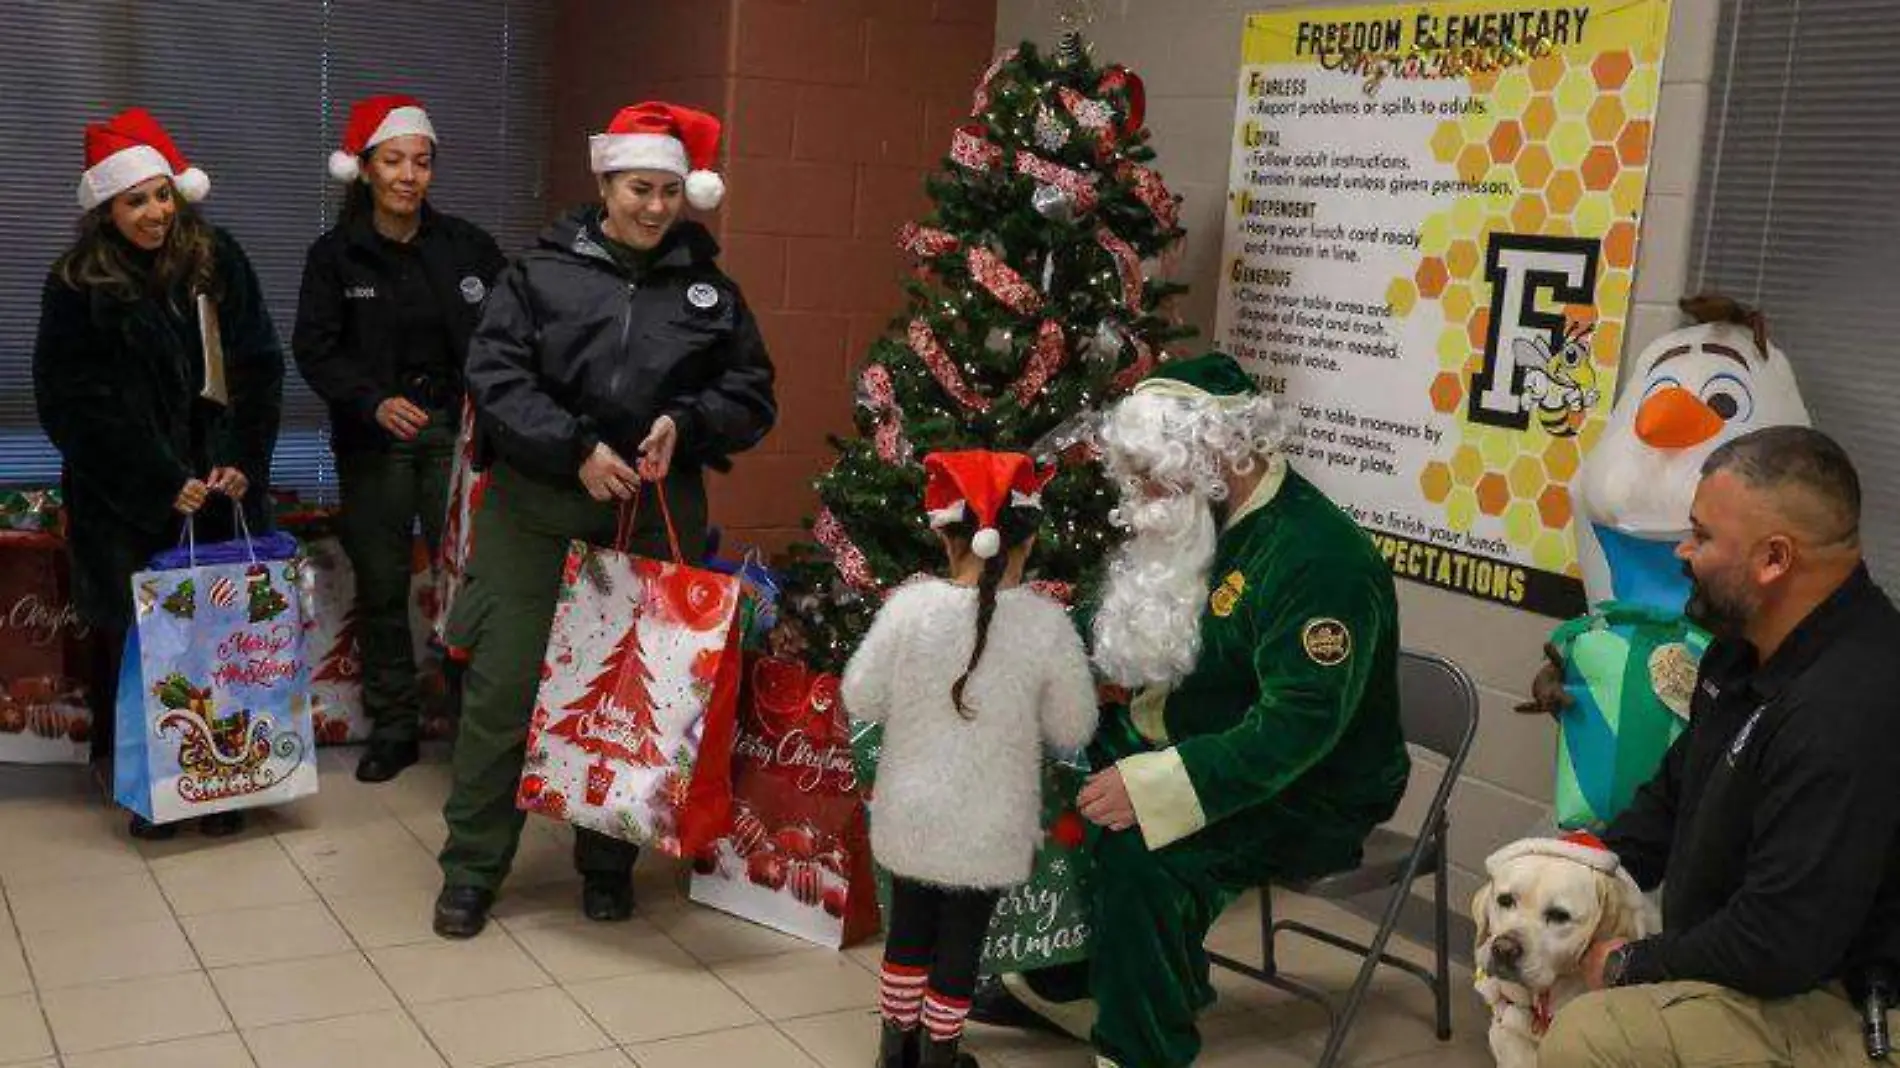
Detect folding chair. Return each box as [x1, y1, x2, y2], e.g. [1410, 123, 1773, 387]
[1208, 648, 1481, 1068]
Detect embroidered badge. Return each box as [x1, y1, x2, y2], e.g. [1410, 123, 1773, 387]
[459, 276, 486, 304]
[1301, 618, 1352, 667]
[1649, 643, 1698, 721]
[687, 283, 720, 310]
[1209, 571, 1246, 617]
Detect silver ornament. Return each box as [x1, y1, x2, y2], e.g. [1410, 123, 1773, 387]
[985, 327, 1015, 354]
[1035, 105, 1071, 153]
[1086, 319, 1126, 364]
[1033, 184, 1076, 223]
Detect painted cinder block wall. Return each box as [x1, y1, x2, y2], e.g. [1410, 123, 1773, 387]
[548, 0, 1000, 559]
[995, 0, 1721, 919]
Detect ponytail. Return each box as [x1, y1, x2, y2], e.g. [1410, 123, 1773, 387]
[951, 551, 1007, 718]
[944, 502, 1041, 719]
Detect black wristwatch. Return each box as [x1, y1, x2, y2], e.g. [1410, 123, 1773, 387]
[1601, 944, 1632, 988]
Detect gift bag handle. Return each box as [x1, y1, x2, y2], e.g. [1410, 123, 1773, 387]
[177, 496, 258, 568]
[615, 479, 685, 563]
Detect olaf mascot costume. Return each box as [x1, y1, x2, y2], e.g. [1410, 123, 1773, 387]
[1528, 294, 1809, 831]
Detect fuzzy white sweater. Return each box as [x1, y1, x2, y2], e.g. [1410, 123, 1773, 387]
[843, 579, 1098, 889]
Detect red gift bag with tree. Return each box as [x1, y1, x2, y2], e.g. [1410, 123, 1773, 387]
[689, 654, 880, 949]
[518, 485, 744, 858]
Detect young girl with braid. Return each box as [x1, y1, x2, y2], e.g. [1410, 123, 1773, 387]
[844, 450, 1099, 1068]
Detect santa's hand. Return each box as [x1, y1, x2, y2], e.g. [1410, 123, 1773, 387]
[1079, 767, 1138, 832]
[1514, 642, 1572, 717]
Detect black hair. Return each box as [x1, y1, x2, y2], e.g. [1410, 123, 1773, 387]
[942, 502, 1043, 719]
[1702, 425, 1861, 545]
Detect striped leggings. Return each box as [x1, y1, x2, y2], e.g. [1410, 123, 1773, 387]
[878, 878, 1002, 1043]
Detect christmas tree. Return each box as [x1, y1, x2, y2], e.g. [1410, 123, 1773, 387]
[550, 620, 666, 767]
[779, 32, 1192, 671]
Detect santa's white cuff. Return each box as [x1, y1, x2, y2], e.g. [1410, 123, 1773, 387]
[1120, 748, 1206, 851]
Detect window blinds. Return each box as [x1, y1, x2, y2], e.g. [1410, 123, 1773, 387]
[1694, 0, 1900, 589]
[0, 0, 550, 500]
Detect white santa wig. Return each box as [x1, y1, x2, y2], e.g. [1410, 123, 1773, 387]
[1091, 388, 1284, 689]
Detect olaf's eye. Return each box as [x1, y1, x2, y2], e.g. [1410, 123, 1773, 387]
[1700, 373, 1754, 423]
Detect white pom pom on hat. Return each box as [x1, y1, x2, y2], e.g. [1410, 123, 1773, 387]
[328, 150, 361, 183]
[971, 527, 1002, 559]
[685, 169, 726, 211]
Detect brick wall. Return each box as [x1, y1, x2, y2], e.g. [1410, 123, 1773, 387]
[550, 0, 998, 557]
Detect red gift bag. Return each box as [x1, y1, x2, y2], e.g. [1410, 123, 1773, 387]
[519, 485, 743, 859]
[0, 531, 92, 763]
[690, 655, 881, 949]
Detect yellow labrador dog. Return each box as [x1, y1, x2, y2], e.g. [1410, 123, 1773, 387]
[1472, 832, 1649, 1068]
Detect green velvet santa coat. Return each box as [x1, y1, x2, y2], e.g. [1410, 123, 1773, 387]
[1084, 456, 1411, 1068]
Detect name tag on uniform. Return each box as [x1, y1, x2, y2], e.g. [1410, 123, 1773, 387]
[344, 285, 376, 300]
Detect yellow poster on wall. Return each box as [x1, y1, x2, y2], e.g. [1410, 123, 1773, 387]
[1216, 0, 1672, 617]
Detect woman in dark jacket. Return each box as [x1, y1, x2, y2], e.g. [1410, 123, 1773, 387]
[433, 101, 776, 939]
[294, 95, 506, 785]
[34, 107, 284, 839]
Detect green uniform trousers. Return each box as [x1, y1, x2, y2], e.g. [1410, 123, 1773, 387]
[1084, 717, 1367, 1068]
[437, 460, 707, 893]
[335, 412, 454, 746]
[1540, 981, 1865, 1068]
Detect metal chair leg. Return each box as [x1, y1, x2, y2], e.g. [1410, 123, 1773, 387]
[1433, 820, 1453, 1041]
[1261, 886, 1279, 977]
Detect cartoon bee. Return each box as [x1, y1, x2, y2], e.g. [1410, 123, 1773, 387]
[1514, 320, 1600, 437]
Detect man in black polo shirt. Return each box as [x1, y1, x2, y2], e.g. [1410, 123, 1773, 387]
[1542, 425, 1900, 1066]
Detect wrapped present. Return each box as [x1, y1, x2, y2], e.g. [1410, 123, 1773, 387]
[115, 527, 316, 823]
[0, 531, 92, 764]
[690, 655, 880, 948]
[519, 486, 744, 858]
[852, 722, 1095, 970]
[434, 396, 488, 651]
[297, 535, 448, 746]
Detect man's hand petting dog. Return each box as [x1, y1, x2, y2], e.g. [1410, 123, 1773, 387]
[1582, 938, 1629, 991]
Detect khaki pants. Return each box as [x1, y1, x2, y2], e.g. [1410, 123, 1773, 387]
[1541, 981, 1865, 1067]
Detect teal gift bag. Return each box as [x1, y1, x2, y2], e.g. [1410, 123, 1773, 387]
[1550, 602, 1708, 831]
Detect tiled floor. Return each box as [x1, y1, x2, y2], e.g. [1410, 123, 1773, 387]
[0, 749, 1495, 1067]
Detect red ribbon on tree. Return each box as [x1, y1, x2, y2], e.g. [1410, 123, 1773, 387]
[1010, 319, 1069, 407]
[907, 319, 992, 413]
[970, 47, 1020, 116]
[1015, 151, 1099, 211]
[952, 124, 1004, 172]
[1098, 65, 1148, 137]
[1112, 336, 1160, 391]
[1059, 87, 1114, 136]
[897, 223, 962, 260]
[813, 508, 877, 592]
[1118, 161, 1179, 231]
[1029, 580, 1076, 605]
[856, 364, 912, 464]
[1096, 227, 1145, 310]
[967, 246, 1045, 316]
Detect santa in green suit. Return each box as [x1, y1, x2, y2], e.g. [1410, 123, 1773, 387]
[972, 353, 1412, 1067]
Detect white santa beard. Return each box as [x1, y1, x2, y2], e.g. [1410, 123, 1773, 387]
[1579, 433, 1704, 537]
[1091, 491, 1219, 689]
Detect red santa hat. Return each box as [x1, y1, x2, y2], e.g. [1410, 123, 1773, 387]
[328, 95, 438, 182]
[588, 102, 726, 211]
[923, 451, 1054, 560]
[1485, 831, 1648, 930]
[76, 108, 209, 211]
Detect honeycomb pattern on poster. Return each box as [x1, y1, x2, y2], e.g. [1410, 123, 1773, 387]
[1386, 46, 1661, 577]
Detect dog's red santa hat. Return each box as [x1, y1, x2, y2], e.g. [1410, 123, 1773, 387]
[588, 101, 726, 211]
[1485, 831, 1648, 929]
[328, 95, 437, 183]
[923, 450, 1053, 560]
[77, 108, 209, 211]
